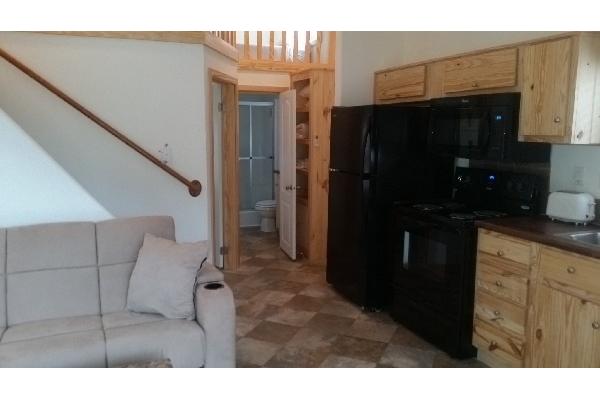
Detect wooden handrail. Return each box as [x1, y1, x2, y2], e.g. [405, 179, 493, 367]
[0, 47, 202, 197]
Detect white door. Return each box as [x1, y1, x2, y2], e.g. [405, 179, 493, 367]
[279, 89, 296, 259]
[212, 82, 224, 268]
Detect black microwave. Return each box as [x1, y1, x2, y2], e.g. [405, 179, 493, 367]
[428, 93, 550, 162]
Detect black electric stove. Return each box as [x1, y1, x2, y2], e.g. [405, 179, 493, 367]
[386, 167, 546, 358]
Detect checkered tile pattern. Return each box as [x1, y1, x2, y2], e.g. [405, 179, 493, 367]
[226, 228, 485, 368]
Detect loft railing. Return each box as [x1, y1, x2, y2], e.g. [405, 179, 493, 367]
[234, 31, 336, 71]
[0, 47, 202, 197]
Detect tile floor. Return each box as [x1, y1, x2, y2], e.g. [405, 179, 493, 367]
[225, 228, 485, 368]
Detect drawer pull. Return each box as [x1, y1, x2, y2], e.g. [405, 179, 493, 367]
[567, 266, 576, 274]
[488, 340, 499, 351]
[496, 249, 505, 257]
[554, 116, 561, 123]
[593, 322, 600, 330]
[493, 310, 501, 316]
[472, 82, 479, 88]
[495, 280, 503, 287]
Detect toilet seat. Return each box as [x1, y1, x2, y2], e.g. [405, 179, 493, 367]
[255, 200, 277, 209]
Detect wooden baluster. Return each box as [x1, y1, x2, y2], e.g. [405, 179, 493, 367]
[244, 31, 250, 59]
[305, 31, 310, 63]
[257, 31, 262, 60]
[281, 31, 287, 62]
[269, 31, 275, 61]
[293, 31, 299, 63]
[316, 31, 323, 64]
[328, 31, 336, 67]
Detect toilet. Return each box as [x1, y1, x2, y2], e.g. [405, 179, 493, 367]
[255, 200, 277, 232]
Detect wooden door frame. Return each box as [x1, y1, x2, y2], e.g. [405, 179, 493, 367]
[208, 68, 239, 271]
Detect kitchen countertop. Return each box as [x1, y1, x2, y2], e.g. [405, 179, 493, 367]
[476, 216, 600, 259]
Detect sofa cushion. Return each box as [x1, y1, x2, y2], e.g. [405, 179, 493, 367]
[0, 228, 5, 330]
[5, 222, 100, 325]
[1, 315, 102, 343]
[6, 222, 96, 274]
[0, 330, 106, 367]
[96, 216, 175, 314]
[102, 310, 165, 329]
[7, 267, 100, 325]
[127, 234, 208, 320]
[104, 319, 205, 367]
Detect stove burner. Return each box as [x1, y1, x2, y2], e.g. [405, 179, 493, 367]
[412, 203, 444, 212]
[473, 210, 508, 218]
[449, 213, 476, 221]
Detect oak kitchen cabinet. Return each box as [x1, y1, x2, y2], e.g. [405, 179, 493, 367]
[374, 64, 426, 102]
[443, 48, 518, 94]
[519, 34, 600, 144]
[473, 228, 600, 367]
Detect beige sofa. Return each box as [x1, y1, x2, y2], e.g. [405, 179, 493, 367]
[0, 216, 235, 368]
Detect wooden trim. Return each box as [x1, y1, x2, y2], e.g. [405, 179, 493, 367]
[316, 31, 323, 63]
[239, 59, 334, 73]
[0, 46, 202, 197]
[41, 31, 239, 61]
[208, 68, 240, 271]
[239, 85, 289, 93]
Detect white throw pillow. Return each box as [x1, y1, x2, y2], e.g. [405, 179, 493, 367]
[127, 233, 208, 320]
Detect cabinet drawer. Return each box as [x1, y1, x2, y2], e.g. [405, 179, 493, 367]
[476, 262, 529, 306]
[478, 230, 532, 268]
[540, 246, 600, 300]
[443, 48, 518, 93]
[473, 321, 524, 367]
[375, 65, 426, 100]
[474, 290, 526, 338]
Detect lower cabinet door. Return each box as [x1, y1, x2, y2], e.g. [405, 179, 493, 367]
[531, 284, 600, 367]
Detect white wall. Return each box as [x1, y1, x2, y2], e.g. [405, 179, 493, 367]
[551, 146, 600, 198]
[0, 32, 237, 241]
[336, 31, 559, 106]
[0, 108, 112, 227]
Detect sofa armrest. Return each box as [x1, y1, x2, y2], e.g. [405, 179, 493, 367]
[195, 265, 235, 368]
[197, 262, 225, 285]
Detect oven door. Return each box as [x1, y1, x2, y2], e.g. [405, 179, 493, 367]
[392, 215, 468, 318]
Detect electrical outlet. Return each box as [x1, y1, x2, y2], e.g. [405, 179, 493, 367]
[573, 166, 585, 186]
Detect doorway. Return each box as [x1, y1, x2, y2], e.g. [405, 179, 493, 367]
[208, 69, 239, 270]
[239, 94, 278, 229]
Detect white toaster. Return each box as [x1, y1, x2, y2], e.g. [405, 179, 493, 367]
[546, 191, 596, 224]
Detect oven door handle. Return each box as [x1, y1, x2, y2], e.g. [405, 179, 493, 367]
[397, 216, 463, 235]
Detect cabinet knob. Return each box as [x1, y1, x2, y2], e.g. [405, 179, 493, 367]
[493, 310, 501, 316]
[567, 266, 576, 274]
[554, 116, 561, 123]
[488, 340, 499, 351]
[496, 249, 505, 257]
[593, 322, 600, 330]
[495, 280, 503, 287]
[472, 82, 479, 88]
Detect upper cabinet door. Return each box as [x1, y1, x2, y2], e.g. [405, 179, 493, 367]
[375, 65, 426, 101]
[520, 38, 573, 138]
[443, 48, 518, 93]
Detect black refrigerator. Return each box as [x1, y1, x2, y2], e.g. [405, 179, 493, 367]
[326, 104, 454, 309]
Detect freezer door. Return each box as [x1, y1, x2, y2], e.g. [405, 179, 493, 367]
[330, 106, 374, 175]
